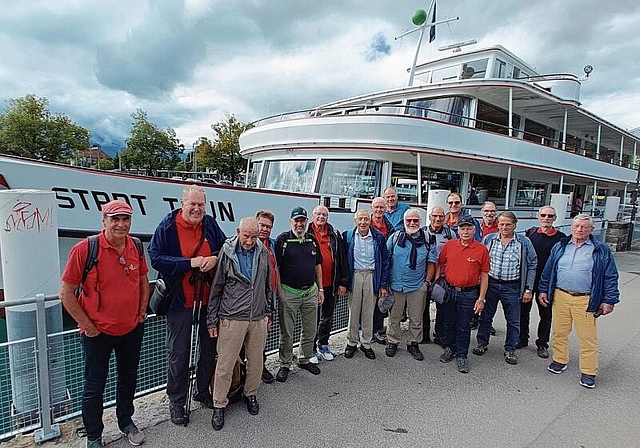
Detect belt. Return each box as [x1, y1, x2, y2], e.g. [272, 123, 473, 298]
[451, 285, 479, 292]
[557, 287, 589, 297]
[355, 269, 374, 273]
[489, 276, 519, 285]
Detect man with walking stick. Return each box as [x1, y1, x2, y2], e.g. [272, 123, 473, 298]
[149, 185, 226, 425]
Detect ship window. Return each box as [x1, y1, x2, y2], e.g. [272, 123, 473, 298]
[246, 161, 262, 188]
[431, 65, 460, 82]
[317, 160, 380, 199]
[263, 160, 316, 193]
[461, 59, 488, 79]
[469, 174, 507, 207]
[406, 96, 470, 125]
[494, 59, 507, 78]
[515, 180, 546, 207]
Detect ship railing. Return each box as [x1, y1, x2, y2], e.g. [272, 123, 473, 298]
[0, 282, 351, 443]
[248, 104, 635, 170]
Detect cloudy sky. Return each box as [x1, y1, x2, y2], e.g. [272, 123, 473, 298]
[2, 0, 639, 155]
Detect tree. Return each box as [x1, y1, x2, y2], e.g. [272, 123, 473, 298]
[120, 109, 183, 176]
[0, 94, 90, 162]
[199, 115, 249, 183]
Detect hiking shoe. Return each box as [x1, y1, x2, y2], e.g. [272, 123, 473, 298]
[547, 361, 567, 374]
[515, 339, 528, 349]
[360, 345, 376, 359]
[261, 366, 275, 384]
[87, 439, 103, 448]
[536, 346, 549, 358]
[169, 404, 187, 425]
[120, 422, 145, 446]
[472, 344, 487, 356]
[456, 357, 470, 373]
[579, 373, 596, 389]
[318, 345, 334, 361]
[344, 344, 357, 358]
[385, 343, 398, 357]
[504, 351, 518, 365]
[309, 353, 319, 364]
[373, 331, 387, 345]
[407, 342, 424, 361]
[276, 367, 290, 382]
[297, 362, 321, 375]
[439, 347, 454, 363]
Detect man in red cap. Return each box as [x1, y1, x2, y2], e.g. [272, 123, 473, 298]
[60, 200, 149, 447]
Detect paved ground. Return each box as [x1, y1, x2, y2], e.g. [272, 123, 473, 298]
[10, 249, 640, 448]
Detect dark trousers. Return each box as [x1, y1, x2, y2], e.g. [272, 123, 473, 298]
[422, 289, 432, 340]
[315, 286, 336, 348]
[433, 301, 446, 339]
[81, 323, 144, 441]
[373, 302, 386, 333]
[477, 281, 521, 351]
[166, 307, 216, 407]
[443, 289, 477, 358]
[519, 293, 553, 348]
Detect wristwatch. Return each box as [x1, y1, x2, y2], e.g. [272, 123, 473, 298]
[139, 312, 148, 321]
[525, 289, 532, 294]
[478, 298, 486, 304]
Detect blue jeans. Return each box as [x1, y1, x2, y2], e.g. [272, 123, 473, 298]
[81, 323, 144, 441]
[477, 281, 521, 351]
[444, 288, 478, 358]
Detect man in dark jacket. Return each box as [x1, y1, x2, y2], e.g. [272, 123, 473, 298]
[342, 210, 390, 359]
[206, 217, 272, 431]
[148, 185, 226, 425]
[307, 205, 349, 362]
[539, 214, 619, 389]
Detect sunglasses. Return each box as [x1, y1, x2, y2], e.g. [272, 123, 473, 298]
[447, 201, 461, 205]
[540, 214, 555, 218]
[119, 256, 130, 275]
[405, 218, 420, 223]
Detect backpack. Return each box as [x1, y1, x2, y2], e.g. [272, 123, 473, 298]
[75, 234, 144, 298]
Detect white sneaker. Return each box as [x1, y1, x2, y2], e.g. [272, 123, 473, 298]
[309, 353, 319, 364]
[318, 345, 334, 361]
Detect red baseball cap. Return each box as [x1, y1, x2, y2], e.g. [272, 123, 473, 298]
[101, 200, 133, 217]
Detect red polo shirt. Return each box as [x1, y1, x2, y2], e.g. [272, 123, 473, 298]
[311, 224, 333, 288]
[438, 238, 490, 288]
[62, 232, 149, 336]
[481, 220, 498, 238]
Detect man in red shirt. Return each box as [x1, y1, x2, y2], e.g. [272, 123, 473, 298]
[307, 205, 349, 362]
[436, 215, 489, 373]
[479, 201, 499, 238]
[60, 200, 149, 448]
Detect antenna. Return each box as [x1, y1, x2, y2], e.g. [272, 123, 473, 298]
[438, 39, 477, 52]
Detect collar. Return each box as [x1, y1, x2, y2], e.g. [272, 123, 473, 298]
[537, 227, 558, 236]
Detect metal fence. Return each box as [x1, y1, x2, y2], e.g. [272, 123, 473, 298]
[0, 292, 350, 443]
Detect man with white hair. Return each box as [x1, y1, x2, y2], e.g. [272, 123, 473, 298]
[385, 208, 437, 361]
[539, 214, 619, 389]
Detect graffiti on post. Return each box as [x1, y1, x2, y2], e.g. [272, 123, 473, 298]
[4, 201, 53, 233]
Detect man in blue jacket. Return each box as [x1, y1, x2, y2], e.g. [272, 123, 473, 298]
[538, 214, 619, 389]
[148, 185, 227, 425]
[342, 209, 390, 359]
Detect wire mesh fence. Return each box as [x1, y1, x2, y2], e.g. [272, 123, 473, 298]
[0, 296, 350, 442]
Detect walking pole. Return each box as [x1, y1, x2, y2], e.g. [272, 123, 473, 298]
[185, 270, 205, 426]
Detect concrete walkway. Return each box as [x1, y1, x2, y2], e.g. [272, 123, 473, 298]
[11, 250, 640, 448]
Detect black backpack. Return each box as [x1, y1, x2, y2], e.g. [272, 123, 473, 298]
[75, 234, 144, 298]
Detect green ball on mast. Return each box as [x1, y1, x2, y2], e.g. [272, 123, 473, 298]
[412, 9, 427, 26]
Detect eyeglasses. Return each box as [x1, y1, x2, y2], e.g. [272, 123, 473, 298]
[405, 218, 420, 223]
[313, 212, 328, 216]
[447, 201, 461, 205]
[119, 256, 130, 275]
[539, 214, 555, 218]
[430, 214, 445, 218]
[482, 209, 497, 213]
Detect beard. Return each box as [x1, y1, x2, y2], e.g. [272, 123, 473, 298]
[293, 226, 306, 238]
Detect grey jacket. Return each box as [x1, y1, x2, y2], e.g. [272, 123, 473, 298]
[206, 235, 273, 329]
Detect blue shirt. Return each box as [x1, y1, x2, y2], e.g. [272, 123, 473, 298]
[385, 202, 411, 232]
[353, 230, 375, 270]
[387, 233, 437, 293]
[556, 239, 594, 293]
[236, 244, 256, 280]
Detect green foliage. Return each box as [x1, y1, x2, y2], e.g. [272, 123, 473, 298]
[121, 109, 183, 176]
[0, 94, 90, 162]
[199, 115, 249, 182]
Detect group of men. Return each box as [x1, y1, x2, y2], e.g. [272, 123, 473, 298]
[59, 186, 620, 447]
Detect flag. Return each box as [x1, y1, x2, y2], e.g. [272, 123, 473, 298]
[429, 2, 436, 43]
